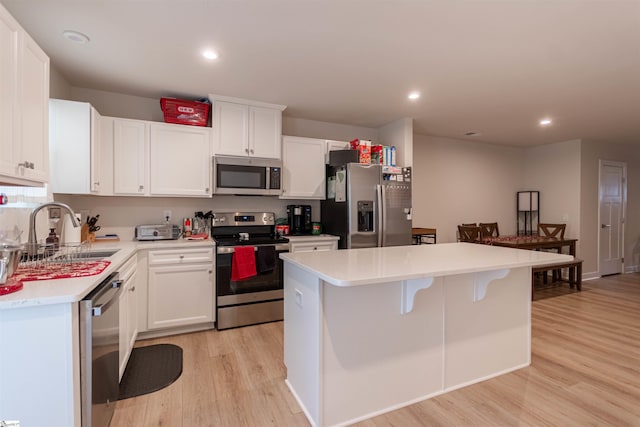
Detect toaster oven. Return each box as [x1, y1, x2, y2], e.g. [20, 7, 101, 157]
[134, 224, 181, 240]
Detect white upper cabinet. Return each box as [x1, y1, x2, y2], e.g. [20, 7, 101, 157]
[0, 4, 49, 186]
[113, 118, 148, 195]
[280, 136, 326, 200]
[112, 117, 212, 197]
[210, 95, 286, 159]
[149, 122, 211, 197]
[49, 99, 106, 194]
[249, 106, 282, 158]
[325, 139, 350, 163]
[213, 100, 248, 157]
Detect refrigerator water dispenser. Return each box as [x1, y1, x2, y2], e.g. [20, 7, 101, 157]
[357, 201, 374, 232]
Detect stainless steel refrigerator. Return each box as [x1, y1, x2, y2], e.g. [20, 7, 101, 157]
[321, 162, 412, 249]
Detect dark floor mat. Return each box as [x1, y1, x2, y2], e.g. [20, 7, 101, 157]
[119, 343, 183, 400]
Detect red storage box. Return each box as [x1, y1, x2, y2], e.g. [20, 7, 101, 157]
[160, 98, 210, 126]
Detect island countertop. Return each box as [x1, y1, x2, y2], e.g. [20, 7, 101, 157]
[280, 242, 574, 287]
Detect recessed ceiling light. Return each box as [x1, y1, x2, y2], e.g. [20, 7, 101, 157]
[408, 92, 420, 100]
[539, 118, 552, 126]
[62, 30, 90, 44]
[202, 49, 219, 60]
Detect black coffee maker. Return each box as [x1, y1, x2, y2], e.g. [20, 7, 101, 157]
[287, 205, 312, 235]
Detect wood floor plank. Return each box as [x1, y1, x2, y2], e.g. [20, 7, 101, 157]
[111, 273, 640, 426]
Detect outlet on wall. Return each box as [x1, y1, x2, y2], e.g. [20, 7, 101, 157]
[163, 210, 172, 223]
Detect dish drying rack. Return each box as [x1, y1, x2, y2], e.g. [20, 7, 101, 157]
[19, 242, 95, 270]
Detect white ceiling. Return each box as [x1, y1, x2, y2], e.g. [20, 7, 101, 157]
[4, 0, 640, 146]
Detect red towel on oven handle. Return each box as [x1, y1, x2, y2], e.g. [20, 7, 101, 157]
[231, 246, 257, 281]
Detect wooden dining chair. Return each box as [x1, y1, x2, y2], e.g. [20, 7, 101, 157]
[537, 223, 567, 283]
[479, 222, 499, 238]
[458, 225, 481, 242]
[538, 223, 566, 239]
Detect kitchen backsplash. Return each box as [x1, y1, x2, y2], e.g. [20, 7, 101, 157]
[0, 185, 54, 243]
[53, 194, 321, 240]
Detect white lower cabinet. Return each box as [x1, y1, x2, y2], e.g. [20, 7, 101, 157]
[147, 247, 215, 330]
[289, 236, 339, 253]
[118, 254, 138, 380]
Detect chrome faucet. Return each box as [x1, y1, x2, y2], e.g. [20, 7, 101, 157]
[26, 202, 79, 256]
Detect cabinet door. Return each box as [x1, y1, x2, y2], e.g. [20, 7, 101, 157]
[98, 116, 114, 195]
[0, 8, 19, 179]
[214, 101, 248, 156]
[118, 255, 138, 379]
[113, 119, 147, 195]
[89, 107, 102, 192]
[148, 263, 214, 329]
[18, 32, 49, 183]
[281, 136, 326, 199]
[149, 123, 211, 196]
[49, 100, 91, 193]
[249, 106, 282, 159]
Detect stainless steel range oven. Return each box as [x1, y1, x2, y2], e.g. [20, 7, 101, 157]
[212, 212, 289, 330]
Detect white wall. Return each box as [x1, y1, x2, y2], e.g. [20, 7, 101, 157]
[49, 65, 72, 99]
[523, 139, 581, 237]
[70, 87, 164, 121]
[283, 116, 377, 142]
[378, 118, 413, 167]
[411, 134, 525, 243]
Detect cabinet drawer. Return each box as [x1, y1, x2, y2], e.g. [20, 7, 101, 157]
[290, 241, 337, 253]
[149, 247, 214, 265]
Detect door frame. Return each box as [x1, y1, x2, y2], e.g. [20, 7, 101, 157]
[597, 159, 626, 275]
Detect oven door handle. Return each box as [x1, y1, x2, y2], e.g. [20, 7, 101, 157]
[217, 243, 290, 254]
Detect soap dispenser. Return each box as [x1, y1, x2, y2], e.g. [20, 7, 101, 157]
[46, 228, 59, 253]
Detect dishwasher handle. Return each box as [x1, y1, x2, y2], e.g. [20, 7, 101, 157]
[92, 279, 122, 317]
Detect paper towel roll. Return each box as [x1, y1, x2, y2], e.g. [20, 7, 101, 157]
[62, 213, 82, 245]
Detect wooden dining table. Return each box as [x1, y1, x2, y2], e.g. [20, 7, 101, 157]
[481, 235, 577, 256]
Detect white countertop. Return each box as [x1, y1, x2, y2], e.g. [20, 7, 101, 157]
[280, 242, 575, 287]
[0, 238, 214, 310]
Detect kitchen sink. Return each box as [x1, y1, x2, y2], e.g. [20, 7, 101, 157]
[20, 248, 120, 264]
[54, 249, 120, 262]
[78, 249, 120, 259]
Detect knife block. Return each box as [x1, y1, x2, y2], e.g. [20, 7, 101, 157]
[80, 224, 95, 242]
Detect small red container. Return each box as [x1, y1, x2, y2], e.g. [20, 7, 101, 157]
[160, 98, 210, 126]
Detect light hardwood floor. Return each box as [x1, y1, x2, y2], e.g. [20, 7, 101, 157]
[111, 273, 640, 426]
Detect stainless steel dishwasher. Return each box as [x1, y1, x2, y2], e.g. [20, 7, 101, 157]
[79, 272, 122, 427]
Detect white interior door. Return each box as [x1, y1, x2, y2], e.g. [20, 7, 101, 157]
[598, 160, 625, 276]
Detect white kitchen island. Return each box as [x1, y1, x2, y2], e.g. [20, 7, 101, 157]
[280, 242, 574, 427]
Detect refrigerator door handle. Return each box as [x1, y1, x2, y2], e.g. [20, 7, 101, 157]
[377, 184, 384, 247]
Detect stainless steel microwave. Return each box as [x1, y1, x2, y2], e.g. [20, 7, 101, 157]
[212, 155, 282, 196]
